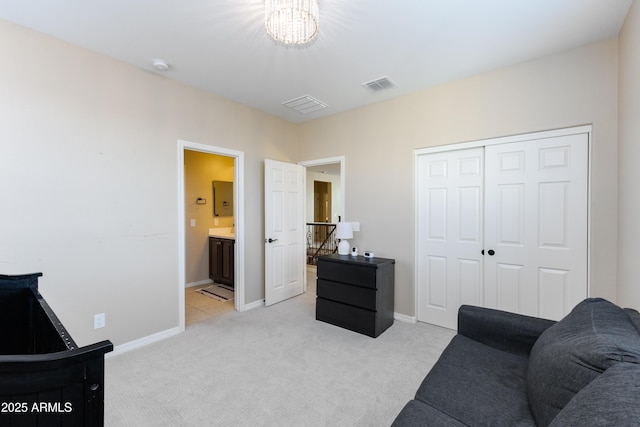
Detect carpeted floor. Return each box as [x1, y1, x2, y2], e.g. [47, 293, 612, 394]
[104, 280, 455, 426]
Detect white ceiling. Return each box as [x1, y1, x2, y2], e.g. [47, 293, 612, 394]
[0, 0, 632, 123]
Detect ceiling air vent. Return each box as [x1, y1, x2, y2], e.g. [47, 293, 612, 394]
[362, 76, 398, 93]
[283, 95, 329, 114]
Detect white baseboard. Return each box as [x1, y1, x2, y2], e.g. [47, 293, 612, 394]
[108, 299, 264, 357]
[185, 279, 213, 288]
[108, 306, 411, 358]
[107, 326, 182, 358]
[394, 312, 417, 324]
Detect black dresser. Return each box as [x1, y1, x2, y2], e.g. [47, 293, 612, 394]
[316, 254, 395, 338]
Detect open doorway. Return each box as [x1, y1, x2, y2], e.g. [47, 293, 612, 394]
[183, 150, 235, 326]
[314, 180, 332, 223]
[300, 157, 345, 287]
[177, 140, 245, 332]
[313, 180, 332, 242]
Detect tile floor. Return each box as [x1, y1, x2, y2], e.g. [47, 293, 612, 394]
[185, 266, 318, 326]
[185, 284, 235, 326]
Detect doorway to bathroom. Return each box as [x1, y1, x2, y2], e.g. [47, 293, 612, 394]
[177, 140, 245, 331]
[184, 150, 234, 325]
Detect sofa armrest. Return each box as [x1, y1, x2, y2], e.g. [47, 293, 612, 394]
[458, 305, 556, 356]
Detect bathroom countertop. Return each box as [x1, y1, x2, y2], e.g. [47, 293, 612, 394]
[208, 227, 235, 240]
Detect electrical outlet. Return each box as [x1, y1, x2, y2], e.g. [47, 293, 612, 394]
[190, 219, 196, 227]
[94, 313, 106, 329]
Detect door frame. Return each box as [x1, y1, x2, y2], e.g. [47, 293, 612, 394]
[299, 156, 346, 291]
[177, 140, 245, 331]
[413, 125, 592, 321]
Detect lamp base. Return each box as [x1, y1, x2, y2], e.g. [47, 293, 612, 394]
[338, 240, 350, 255]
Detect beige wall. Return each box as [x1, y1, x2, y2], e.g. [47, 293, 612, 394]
[299, 38, 620, 316]
[1, 11, 636, 349]
[618, 0, 640, 307]
[0, 19, 298, 346]
[184, 151, 234, 285]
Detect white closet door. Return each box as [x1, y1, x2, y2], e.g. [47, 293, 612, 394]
[416, 148, 484, 329]
[484, 134, 588, 320]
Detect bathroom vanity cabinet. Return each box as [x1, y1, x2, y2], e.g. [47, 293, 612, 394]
[209, 237, 234, 287]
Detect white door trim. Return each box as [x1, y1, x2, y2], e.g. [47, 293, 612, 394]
[414, 125, 592, 323]
[297, 156, 345, 294]
[177, 140, 246, 332]
[415, 125, 593, 155]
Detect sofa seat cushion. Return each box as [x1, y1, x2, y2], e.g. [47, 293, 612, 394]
[391, 400, 467, 426]
[414, 335, 536, 426]
[527, 298, 640, 426]
[549, 362, 640, 426]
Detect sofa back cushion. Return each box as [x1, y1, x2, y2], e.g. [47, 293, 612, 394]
[626, 307, 640, 335]
[548, 362, 640, 426]
[527, 298, 640, 426]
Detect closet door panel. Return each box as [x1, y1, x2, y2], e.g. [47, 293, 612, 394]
[539, 182, 569, 247]
[459, 258, 482, 306]
[426, 256, 447, 309]
[485, 134, 588, 319]
[539, 268, 569, 320]
[417, 148, 484, 329]
[496, 263, 523, 314]
[497, 184, 524, 245]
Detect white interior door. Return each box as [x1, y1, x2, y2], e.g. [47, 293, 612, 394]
[416, 148, 484, 328]
[484, 133, 588, 320]
[264, 159, 305, 306]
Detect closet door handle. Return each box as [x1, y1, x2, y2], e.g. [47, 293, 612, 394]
[488, 249, 495, 256]
[265, 238, 278, 243]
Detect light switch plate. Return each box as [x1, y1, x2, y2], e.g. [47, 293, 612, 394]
[94, 313, 105, 329]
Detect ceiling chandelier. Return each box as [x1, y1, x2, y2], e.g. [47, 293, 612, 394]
[265, 0, 319, 46]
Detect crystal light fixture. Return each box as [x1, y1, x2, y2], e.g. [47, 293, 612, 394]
[265, 0, 319, 45]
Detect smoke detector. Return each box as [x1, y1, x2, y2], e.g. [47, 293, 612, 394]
[152, 59, 170, 72]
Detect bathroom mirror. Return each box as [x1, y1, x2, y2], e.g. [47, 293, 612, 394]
[212, 181, 233, 217]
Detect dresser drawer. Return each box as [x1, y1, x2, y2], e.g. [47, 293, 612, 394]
[316, 298, 377, 337]
[317, 279, 377, 310]
[316, 259, 377, 288]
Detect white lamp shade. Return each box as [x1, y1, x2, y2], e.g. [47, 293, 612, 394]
[335, 222, 353, 239]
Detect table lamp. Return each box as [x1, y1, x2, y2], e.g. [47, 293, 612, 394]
[336, 221, 353, 255]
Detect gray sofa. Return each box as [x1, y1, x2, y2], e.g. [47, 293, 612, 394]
[392, 298, 640, 426]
